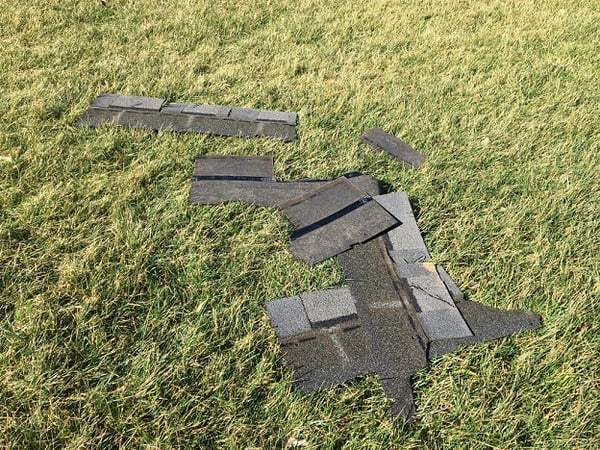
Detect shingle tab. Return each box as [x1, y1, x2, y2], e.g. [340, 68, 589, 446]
[428, 301, 543, 358]
[229, 107, 261, 122]
[161, 103, 192, 115]
[192, 155, 275, 179]
[265, 296, 311, 339]
[396, 263, 459, 312]
[394, 262, 473, 340]
[109, 94, 164, 111]
[418, 309, 473, 340]
[182, 104, 232, 117]
[300, 288, 357, 327]
[257, 110, 297, 125]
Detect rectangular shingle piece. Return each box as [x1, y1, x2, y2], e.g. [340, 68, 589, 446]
[283, 178, 370, 228]
[375, 192, 430, 264]
[281, 178, 400, 265]
[265, 295, 312, 339]
[361, 127, 425, 167]
[300, 288, 357, 327]
[109, 94, 164, 111]
[192, 155, 275, 180]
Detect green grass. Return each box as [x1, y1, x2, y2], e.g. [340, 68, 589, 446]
[1, 0, 599, 448]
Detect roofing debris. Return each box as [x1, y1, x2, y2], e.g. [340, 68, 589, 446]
[76, 93, 541, 422]
[361, 127, 426, 167]
[190, 154, 543, 421]
[77, 93, 298, 141]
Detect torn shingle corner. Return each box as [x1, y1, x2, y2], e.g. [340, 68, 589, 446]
[77, 93, 298, 141]
[361, 127, 426, 167]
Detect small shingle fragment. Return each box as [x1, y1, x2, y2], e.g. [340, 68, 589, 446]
[361, 127, 426, 167]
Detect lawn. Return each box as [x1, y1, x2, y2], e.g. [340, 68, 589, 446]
[1, 0, 599, 448]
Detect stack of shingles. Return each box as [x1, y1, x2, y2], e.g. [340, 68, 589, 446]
[190, 154, 542, 421]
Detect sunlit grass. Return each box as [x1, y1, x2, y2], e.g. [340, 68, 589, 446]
[1, 0, 599, 448]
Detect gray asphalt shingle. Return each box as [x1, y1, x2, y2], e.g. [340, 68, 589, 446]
[77, 93, 298, 141]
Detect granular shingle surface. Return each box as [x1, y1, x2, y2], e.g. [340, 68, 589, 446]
[192, 155, 275, 180]
[300, 288, 358, 327]
[268, 235, 542, 421]
[190, 169, 381, 207]
[265, 295, 311, 340]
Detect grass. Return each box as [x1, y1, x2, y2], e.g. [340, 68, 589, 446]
[1, 0, 599, 448]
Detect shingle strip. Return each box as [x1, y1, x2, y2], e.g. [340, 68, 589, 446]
[190, 172, 381, 207]
[77, 93, 298, 141]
